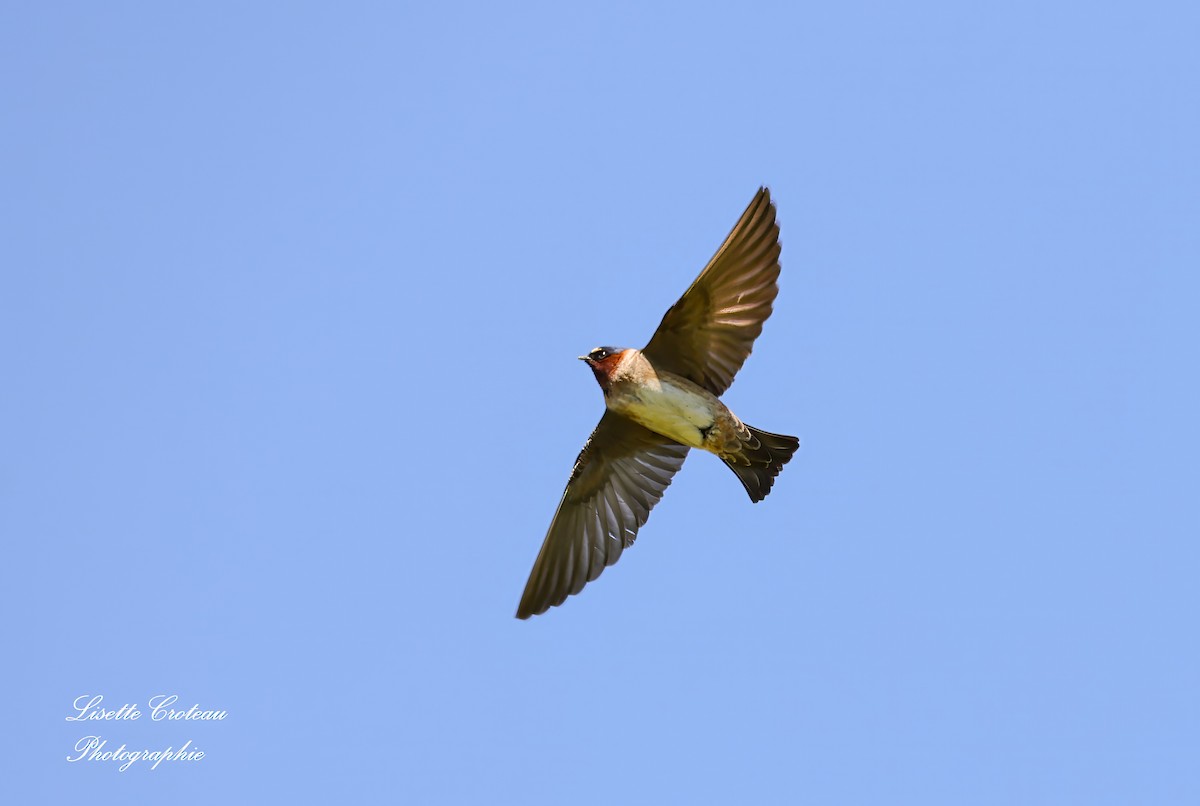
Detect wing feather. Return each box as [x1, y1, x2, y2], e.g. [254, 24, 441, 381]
[642, 187, 782, 395]
[516, 412, 689, 619]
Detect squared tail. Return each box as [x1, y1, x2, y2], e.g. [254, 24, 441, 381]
[722, 425, 799, 503]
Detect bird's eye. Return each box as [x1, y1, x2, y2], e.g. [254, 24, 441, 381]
[591, 349, 607, 360]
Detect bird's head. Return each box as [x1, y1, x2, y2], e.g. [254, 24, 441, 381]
[579, 346, 627, 391]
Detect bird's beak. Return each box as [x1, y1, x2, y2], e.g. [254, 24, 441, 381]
[578, 355, 591, 363]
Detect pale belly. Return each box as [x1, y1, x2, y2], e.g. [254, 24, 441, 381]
[607, 376, 719, 449]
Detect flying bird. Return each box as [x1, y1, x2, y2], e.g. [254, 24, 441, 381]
[517, 187, 798, 619]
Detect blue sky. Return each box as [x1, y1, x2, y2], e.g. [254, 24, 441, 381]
[4, 2, 1198, 803]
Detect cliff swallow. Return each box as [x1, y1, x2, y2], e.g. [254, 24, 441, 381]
[517, 187, 798, 619]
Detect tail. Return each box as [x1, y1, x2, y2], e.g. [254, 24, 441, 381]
[721, 424, 799, 503]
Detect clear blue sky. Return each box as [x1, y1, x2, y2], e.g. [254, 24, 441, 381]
[5, 2, 1198, 803]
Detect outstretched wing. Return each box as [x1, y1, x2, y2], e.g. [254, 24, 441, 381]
[517, 411, 689, 619]
[641, 187, 781, 396]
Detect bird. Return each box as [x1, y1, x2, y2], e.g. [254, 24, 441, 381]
[516, 187, 798, 619]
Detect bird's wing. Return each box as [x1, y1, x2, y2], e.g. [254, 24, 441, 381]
[641, 187, 781, 396]
[517, 411, 689, 619]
